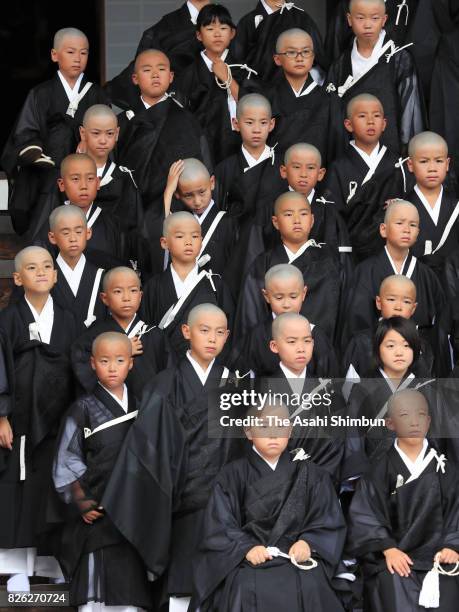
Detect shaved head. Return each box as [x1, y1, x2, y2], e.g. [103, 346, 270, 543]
[14, 246, 53, 273]
[284, 143, 322, 166]
[236, 93, 272, 120]
[387, 388, 429, 419]
[349, 0, 386, 12]
[379, 275, 416, 298]
[92, 331, 132, 357]
[163, 211, 201, 237]
[49, 204, 87, 231]
[82, 104, 117, 127]
[274, 191, 311, 216]
[102, 266, 140, 292]
[408, 131, 448, 158]
[265, 264, 304, 290]
[53, 27, 88, 50]
[60, 153, 96, 177]
[187, 303, 227, 327]
[346, 93, 384, 119]
[179, 158, 211, 184]
[384, 199, 419, 224]
[272, 312, 310, 340]
[134, 49, 170, 72]
[275, 28, 313, 53]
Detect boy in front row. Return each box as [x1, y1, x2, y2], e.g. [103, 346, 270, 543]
[0, 247, 78, 592]
[348, 389, 459, 611]
[191, 401, 346, 611]
[53, 332, 152, 611]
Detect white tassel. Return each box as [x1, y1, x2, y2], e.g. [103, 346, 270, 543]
[419, 565, 440, 608]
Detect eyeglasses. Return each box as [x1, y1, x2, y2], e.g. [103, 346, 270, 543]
[276, 49, 314, 59]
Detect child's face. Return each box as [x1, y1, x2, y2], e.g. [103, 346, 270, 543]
[273, 33, 315, 79]
[160, 219, 202, 264]
[380, 206, 420, 249]
[347, 1, 387, 44]
[272, 198, 314, 245]
[197, 19, 235, 55]
[13, 251, 57, 294]
[182, 311, 229, 364]
[407, 144, 450, 191]
[51, 35, 89, 80]
[100, 272, 142, 321]
[262, 278, 306, 316]
[57, 158, 100, 207]
[344, 100, 386, 146]
[379, 329, 413, 376]
[80, 116, 119, 163]
[246, 413, 291, 461]
[280, 152, 325, 196]
[386, 395, 431, 440]
[132, 52, 174, 101]
[376, 280, 417, 319]
[177, 175, 215, 216]
[91, 339, 133, 390]
[232, 106, 275, 150]
[48, 214, 91, 259]
[270, 319, 314, 374]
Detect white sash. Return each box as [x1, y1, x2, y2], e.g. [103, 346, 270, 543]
[84, 268, 104, 328]
[127, 320, 156, 339]
[361, 145, 388, 185]
[66, 82, 93, 118]
[199, 211, 226, 257]
[404, 448, 447, 485]
[424, 200, 459, 256]
[19, 435, 26, 481]
[87, 206, 102, 229]
[99, 162, 117, 187]
[296, 80, 318, 97]
[220, 367, 230, 387]
[288, 239, 320, 264]
[84, 410, 138, 439]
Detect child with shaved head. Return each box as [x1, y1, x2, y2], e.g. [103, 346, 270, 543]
[101, 304, 243, 611]
[326, 0, 425, 157]
[53, 331, 153, 610]
[0, 246, 78, 592]
[141, 211, 234, 362]
[406, 132, 459, 276]
[2, 27, 107, 236]
[71, 266, 168, 399]
[323, 93, 409, 260]
[230, 263, 339, 378]
[343, 200, 446, 346]
[235, 191, 343, 342]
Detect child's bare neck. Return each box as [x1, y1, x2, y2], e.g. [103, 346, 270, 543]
[189, 349, 213, 372]
[243, 141, 267, 159]
[190, 0, 210, 8]
[285, 72, 309, 93]
[103, 382, 124, 401]
[60, 251, 83, 270]
[111, 312, 135, 330]
[265, 0, 282, 10]
[354, 139, 379, 156]
[356, 35, 379, 57]
[88, 151, 109, 169]
[141, 93, 166, 107]
[60, 70, 82, 88]
[281, 360, 306, 376]
[282, 237, 309, 254]
[25, 291, 50, 314]
[386, 243, 409, 271]
[383, 367, 407, 389]
[171, 259, 196, 281]
[397, 437, 425, 461]
[416, 183, 442, 206]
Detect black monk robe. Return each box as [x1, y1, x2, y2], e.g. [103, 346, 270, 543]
[347, 444, 459, 612]
[191, 450, 346, 612]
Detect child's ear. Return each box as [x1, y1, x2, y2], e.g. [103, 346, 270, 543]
[382, 14, 388, 27]
[169, 71, 174, 84]
[318, 167, 326, 182]
[385, 417, 395, 432]
[210, 175, 216, 190]
[95, 176, 101, 192]
[446, 157, 451, 172]
[375, 295, 382, 311]
[128, 357, 134, 371]
[269, 117, 276, 132]
[12, 272, 23, 287]
[232, 117, 240, 132]
[262, 288, 270, 304]
[302, 286, 307, 302]
[279, 165, 287, 180]
[269, 339, 279, 354]
[100, 291, 109, 306]
[273, 54, 282, 67]
[182, 323, 191, 340]
[52, 268, 58, 286]
[411, 302, 418, 315]
[79, 126, 86, 142]
[379, 223, 387, 239]
[310, 212, 315, 229]
[344, 118, 354, 134]
[86, 227, 93, 241]
[115, 126, 120, 142]
[51, 48, 58, 63]
[245, 427, 254, 441]
[196, 30, 203, 42]
[160, 236, 168, 251]
[346, 12, 352, 27]
[132, 72, 139, 86]
[381, 117, 387, 133]
[48, 231, 57, 245]
[407, 158, 414, 173]
[90, 356, 96, 371]
[57, 178, 66, 193]
[272, 215, 280, 230]
[229, 28, 236, 42]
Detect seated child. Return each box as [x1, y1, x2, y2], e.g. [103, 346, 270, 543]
[36, 154, 129, 268]
[234, 0, 327, 81]
[115, 49, 212, 220]
[47, 205, 106, 330]
[0, 246, 78, 592]
[230, 264, 339, 378]
[348, 388, 459, 611]
[407, 131, 459, 276]
[175, 4, 258, 164]
[140, 212, 234, 362]
[105, 0, 211, 109]
[53, 332, 152, 611]
[192, 400, 346, 611]
[326, 0, 425, 157]
[163, 157, 236, 278]
[2, 28, 107, 236]
[323, 93, 408, 260]
[71, 266, 168, 399]
[343, 200, 446, 346]
[235, 191, 343, 342]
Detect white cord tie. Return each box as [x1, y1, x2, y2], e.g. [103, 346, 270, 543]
[266, 547, 318, 570]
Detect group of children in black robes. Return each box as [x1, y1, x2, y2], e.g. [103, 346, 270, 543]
[1, 0, 459, 610]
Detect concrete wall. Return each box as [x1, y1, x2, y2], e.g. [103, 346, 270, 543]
[104, 0, 327, 80]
